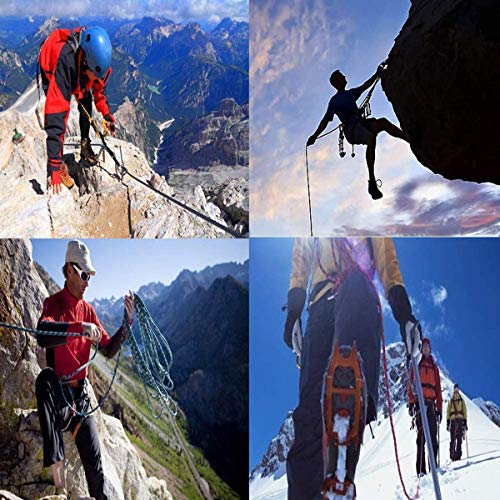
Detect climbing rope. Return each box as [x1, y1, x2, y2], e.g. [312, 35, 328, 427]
[77, 103, 242, 239]
[0, 292, 176, 419]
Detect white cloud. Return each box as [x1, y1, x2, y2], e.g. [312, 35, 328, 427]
[431, 285, 448, 307]
[0, 0, 248, 22]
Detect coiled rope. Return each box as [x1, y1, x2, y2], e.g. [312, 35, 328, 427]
[0, 292, 176, 419]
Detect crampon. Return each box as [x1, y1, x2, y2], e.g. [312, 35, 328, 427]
[322, 341, 366, 499]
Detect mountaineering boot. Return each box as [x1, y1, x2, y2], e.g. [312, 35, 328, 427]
[322, 342, 366, 499]
[368, 179, 383, 200]
[60, 163, 75, 190]
[80, 138, 99, 166]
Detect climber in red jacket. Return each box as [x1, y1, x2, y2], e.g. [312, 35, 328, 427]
[38, 26, 117, 195]
[407, 337, 443, 476]
[35, 240, 133, 499]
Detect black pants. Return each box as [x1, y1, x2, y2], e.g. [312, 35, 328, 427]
[450, 419, 464, 460]
[286, 269, 382, 500]
[415, 401, 438, 475]
[35, 368, 108, 500]
[79, 91, 93, 141]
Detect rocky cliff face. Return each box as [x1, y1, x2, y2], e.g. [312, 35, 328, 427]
[382, 0, 500, 183]
[0, 83, 241, 238]
[474, 397, 500, 428]
[155, 98, 249, 173]
[0, 240, 171, 499]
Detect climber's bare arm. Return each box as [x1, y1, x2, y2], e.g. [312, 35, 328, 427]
[307, 112, 333, 146]
[356, 71, 379, 95]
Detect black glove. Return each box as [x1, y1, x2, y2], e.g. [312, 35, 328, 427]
[376, 63, 386, 77]
[464, 419, 468, 431]
[283, 288, 306, 350]
[408, 403, 416, 417]
[104, 113, 116, 135]
[436, 411, 442, 423]
[446, 419, 450, 431]
[306, 135, 317, 147]
[388, 285, 421, 355]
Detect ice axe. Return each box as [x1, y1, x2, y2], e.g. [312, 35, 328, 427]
[292, 319, 303, 370]
[409, 322, 442, 500]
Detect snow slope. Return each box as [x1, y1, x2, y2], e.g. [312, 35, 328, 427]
[250, 343, 500, 499]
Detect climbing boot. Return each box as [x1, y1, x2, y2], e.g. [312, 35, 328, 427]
[60, 163, 75, 190]
[368, 179, 383, 200]
[321, 341, 366, 499]
[80, 138, 99, 166]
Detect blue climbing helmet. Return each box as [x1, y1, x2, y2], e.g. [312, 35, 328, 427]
[79, 26, 112, 79]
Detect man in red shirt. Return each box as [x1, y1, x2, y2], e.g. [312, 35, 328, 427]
[407, 337, 443, 476]
[35, 240, 133, 499]
[39, 26, 116, 194]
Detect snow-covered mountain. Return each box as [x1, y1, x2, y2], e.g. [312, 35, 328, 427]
[473, 398, 500, 428]
[250, 342, 500, 499]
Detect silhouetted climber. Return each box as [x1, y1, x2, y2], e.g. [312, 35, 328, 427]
[447, 383, 467, 461]
[306, 65, 408, 200]
[408, 338, 442, 477]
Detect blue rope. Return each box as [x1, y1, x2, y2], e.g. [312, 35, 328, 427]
[0, 293, 176, 418]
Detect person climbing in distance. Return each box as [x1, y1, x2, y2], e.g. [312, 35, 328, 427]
[283, 238, 422, 499]
[38, 26, 117, 195]
[35, 240, 133, 500]
[447, 383, 468, 461]
[408, 337, 443, 477]
[306, 65, 408, 200]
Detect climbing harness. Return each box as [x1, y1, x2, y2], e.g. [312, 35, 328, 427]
[304, 62, 387, 236]
[78, 103, 242, 239]
[0, 292, 177, 419]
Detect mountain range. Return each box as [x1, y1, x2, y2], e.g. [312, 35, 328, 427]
[92, 259, 249, 495]
[250, 342, 500, 499]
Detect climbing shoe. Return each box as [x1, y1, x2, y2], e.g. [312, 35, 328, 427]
[322, 341, 366, 499]
[368, 179, 383, 200]
[80, 138, 99, 166]
[60, 163, 75, 190]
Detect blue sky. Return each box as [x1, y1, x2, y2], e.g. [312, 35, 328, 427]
[250, 0, 500, 236]
[0, 0, 248, 24]
[250, 237, 500, 470]
[32, 239, 248, 301]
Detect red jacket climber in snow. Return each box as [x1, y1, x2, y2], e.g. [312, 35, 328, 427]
[407, 340, 443, 412]
[38, 26, 116, 194]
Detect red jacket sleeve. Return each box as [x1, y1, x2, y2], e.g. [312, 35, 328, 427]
[92, 77, 110, 117]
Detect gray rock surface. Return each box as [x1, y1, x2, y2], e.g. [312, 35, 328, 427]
[0, 83, 239, 238]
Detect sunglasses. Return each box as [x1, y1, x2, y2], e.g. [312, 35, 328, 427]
[71, 263, 91, 282]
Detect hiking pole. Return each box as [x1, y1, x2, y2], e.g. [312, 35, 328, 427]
[465, 428, 469, 458]
[410, 329, 442, 500]
[437, 419, 441, 467]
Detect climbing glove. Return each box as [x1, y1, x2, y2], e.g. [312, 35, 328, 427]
[408, 403, 416, 417]
[464, 419, 468, 431]
[104, 113, 116, 135]
[436, 411, 442, 424]
[388, 285, 421, 357]
[447, 419, 451, 431]
[82, 322, 102, 343]
[284, 287, 306, 350]
[306, 135, 317, 147]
